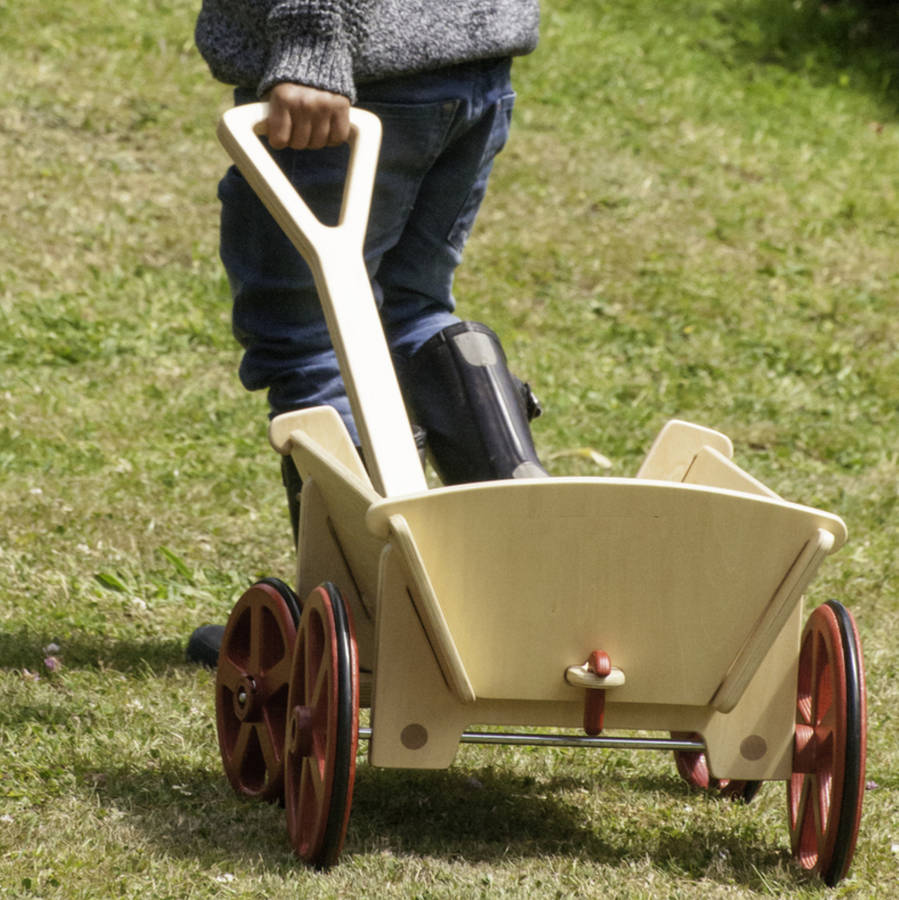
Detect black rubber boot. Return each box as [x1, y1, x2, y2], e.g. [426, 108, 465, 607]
[186, 624, 225, 668]
[282, 453, 304, 545]
[399, 321, 549, 485]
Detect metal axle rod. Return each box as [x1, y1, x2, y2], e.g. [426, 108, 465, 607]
[357, 728, 705, 753]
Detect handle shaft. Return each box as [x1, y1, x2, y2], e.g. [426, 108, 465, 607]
[217, 102, 427, 497]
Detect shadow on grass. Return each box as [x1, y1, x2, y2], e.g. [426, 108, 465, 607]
[721, 0, 899, 110]
[350, 766, 791, 885]
[0, 626, 187, 673]
[70, 754, 292, 867]
[72, 752, 799, 891]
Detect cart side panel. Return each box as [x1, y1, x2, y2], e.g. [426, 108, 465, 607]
[286, 421, 387, 602]
[295, 478, 377, 671]
[370, 542, 718, 769]
[372, 480, 843, 707]
[371, 538, 797, 781]
[636, 419, 734, 481]
[270, 407, 369, 483]
[370, 543, 467, 768]
[701, 601, 802, 781]
[682, 445, 780, 499]
[280, 411, 390, 670]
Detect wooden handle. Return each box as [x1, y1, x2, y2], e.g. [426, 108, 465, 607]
[216, 102, 382, 264]
[216, 102, 428, 498]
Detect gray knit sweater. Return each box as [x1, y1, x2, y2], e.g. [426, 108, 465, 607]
[195, 1, 540, 101]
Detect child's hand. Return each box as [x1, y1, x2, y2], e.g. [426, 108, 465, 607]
[264, 82, 351, 150]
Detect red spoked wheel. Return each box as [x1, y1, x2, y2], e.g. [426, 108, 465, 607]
[788, 600, 866, 886]
[284, 583, 359, 869]
[215, 579, 301, 802]
[671, 733, 761, 802]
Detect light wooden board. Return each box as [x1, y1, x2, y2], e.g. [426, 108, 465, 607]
[219, 103, 426, 498]
[370, 537, 804, 779]
[636, 419, 734, 480]
[271, 408, 384, 670]
[294, 478, 377, 672]
[682, 445, 780, 499]
[280, 414, 386, 607]
[270, 407, 369, 483]
[369, 478, 846, 707]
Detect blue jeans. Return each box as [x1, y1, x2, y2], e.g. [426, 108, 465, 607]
[219, 58, 516, 443]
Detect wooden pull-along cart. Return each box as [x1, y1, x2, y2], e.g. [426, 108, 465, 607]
[212, 104, 867, 884]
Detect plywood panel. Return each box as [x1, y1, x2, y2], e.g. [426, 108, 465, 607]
[370, 479, 846, 706]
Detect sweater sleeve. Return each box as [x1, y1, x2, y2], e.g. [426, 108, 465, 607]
[260, 1, 369, 100]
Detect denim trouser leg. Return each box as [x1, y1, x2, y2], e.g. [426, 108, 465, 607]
[219, 59, 516, 443]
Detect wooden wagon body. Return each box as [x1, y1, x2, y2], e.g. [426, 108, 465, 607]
[211, 102, 866, 885]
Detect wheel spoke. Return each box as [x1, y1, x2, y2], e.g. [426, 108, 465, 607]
[303, 615, 322, 705]
[807, 633, 822, 724]
[229, 720, 252, 770]
[793, 774, 806, 833]
[266, 653, 292, 691]
[798, 774, 820, 869]
[295, 756, 326, 845]
[816, 728, 835, 767]
[817, 700, 837, 734]
[796, 688, 812, 726]
[256, 720, 281, 774]
[309, 751, 326, 805]
[309, 648, 331, 711]
[217, 655, 246, 693]
[813, 660, 834, 728]
[811, 771, 826, 848]
[305, 613, 331, 711]
[248, 594, 263, 672]
[796, 633, 814, 727]
[788, 773, 802, 833]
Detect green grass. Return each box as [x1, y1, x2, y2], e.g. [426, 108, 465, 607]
[1, 0, 897, 896]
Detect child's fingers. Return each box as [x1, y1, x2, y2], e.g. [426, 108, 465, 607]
[265, 83, 350, 150]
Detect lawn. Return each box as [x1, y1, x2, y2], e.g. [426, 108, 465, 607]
[1, 0, 897, 896]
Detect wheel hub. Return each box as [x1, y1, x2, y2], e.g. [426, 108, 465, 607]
[233, 675, 260, 721]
